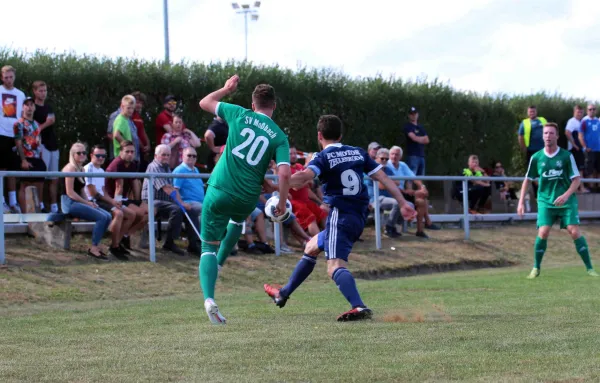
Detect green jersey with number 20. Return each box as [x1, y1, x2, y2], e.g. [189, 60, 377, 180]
[208, 102, 290, 204]
[525, 147, 580, 208]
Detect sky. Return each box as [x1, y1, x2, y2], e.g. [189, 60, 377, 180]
[4, 0, 600, 100]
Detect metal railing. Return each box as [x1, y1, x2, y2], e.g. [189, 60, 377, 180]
[2, 171, 599, 264]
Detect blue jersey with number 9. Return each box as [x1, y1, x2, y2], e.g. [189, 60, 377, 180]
[307, 143, 382, 217]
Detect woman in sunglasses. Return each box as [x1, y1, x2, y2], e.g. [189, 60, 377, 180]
[61, 142, 112, 260]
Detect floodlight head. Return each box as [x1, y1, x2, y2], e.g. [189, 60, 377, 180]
[254, 1, 261, 8]
[251, 14, 259, 20]
[242, 4, 250, 9]
[231, 2, 240, 9]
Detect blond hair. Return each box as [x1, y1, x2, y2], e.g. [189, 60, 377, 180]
[1, 65, 15, 74]
[121, 95, 136, 107]
[67, 142, 86, 184]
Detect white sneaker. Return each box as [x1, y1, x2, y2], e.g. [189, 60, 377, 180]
[204, 298, 227, 325]
[280, 245, 294, 254]
[3, 203, 10, 214]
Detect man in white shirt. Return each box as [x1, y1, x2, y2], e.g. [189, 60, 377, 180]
[84, 145, 137, 260]
[0, 65, 26, 213]
[565, 105, 587, 193]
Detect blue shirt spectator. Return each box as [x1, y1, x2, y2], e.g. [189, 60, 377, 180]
[173, 162, 205, 203]
[387, 159, 415, 190]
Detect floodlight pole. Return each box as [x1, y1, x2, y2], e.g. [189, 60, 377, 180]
[244, 11, 248, 61]
[163, 0, 170, 65]
[232, 2, 260, 61]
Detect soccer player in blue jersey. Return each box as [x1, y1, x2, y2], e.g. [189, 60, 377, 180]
[264, 115, 417, 321]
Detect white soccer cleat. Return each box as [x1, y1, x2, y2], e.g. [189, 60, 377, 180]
[204, 298, 227, 325]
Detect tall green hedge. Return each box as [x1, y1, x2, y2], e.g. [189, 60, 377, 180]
[1, 49, 591, 175]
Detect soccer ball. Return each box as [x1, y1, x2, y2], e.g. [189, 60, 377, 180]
[265, 195, 292, 223]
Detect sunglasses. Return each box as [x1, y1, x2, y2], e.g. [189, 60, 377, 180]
[186, 154, 197, 158]
[76, 151, 87, 156]
[379, 157, 389, 161]
[589, 108, 596, 111]
[94, 154, 107, 159]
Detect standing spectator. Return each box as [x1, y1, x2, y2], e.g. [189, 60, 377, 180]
[84, 145, 136, 260]
[403, 107, 429, 176]
[105, 140, 149, 249]
[131, 91, 151, 172]
[0, 65, 26, 213]
[155, 95, 187, 144]
[13, 97, 47, 211]
[367, 142, 381, 161]
[161, 114, 201, 169]
[204, 116, 229, 171]
[61, 142, 112, 260]
[142, 144, 193, 255]
[32, 80, 59, 213]
[565, 105, 587, 193]
[579, 104, 600, 191]
[113, 95, 140, 163]
[518, 105, 547, 165]
[172, 147, 204, 253]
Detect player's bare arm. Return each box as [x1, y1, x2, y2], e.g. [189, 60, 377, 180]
[517, 178, 530, 217]
[289, 167, 315, 189]
[199, 74, 240, 115]
[371, 168, 417, 221]
[554, 176, 580, 207]
[276, 164, 292, 215]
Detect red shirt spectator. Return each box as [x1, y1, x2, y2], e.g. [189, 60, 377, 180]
[155, 95, 187, 143]
[290, 163, 309, 201]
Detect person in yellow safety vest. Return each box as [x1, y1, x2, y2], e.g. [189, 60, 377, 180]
[518, 105, 547, 163]
[455, 155, 491, 214]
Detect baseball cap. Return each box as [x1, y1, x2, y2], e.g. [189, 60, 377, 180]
[163, 95, 177, 104]
[408, 106, 418, 114]
[368, 142, 381, 151]
[23, 97, 34, 105]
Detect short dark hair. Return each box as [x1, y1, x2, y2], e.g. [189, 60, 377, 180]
[120, 140, 134, 149]
[528, 105, 537, 110]
[288, 139, 296, 150]
[544, 122, 559, 134]
[91, 144, 106, 153]
[574, 105, 584, 111]
[252, 84, 276, 109]
[317, 115, 343, 140]
[131, 91, 147, 103]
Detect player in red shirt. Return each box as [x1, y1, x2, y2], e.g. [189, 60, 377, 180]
[289, 144, 327, 236]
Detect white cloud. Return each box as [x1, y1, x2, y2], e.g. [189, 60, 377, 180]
[2, 0, 600, 100]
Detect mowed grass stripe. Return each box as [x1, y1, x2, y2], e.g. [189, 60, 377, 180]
[1, 265, 599, 382]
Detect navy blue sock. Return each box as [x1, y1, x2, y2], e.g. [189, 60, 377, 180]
[332, 267, 365, 308]
[279, 255, 317, 298]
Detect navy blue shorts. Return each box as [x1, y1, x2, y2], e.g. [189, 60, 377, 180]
[317, 207, 365, 262]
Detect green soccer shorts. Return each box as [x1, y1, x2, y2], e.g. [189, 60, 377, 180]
[537, 203, 580, 229]
[200, 186, 257, 242]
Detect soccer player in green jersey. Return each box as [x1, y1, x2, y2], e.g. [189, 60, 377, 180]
[198, 74, 292, 324]
[518, 122, 599, 279]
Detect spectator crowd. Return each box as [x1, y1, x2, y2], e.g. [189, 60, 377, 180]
[2, 63, 599, 260]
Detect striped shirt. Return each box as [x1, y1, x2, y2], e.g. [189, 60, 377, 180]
[142, 159, 173, 201]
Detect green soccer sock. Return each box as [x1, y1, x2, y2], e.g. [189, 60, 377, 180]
[574, 236, 593, 270]
[534, 236, 547, 269]
[216, 222, 244, 267]
[199, 242, 219, 300]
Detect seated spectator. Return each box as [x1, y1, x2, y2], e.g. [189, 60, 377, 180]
[242, 207, 275, 254]
[61, 142, 111, 260]
[289, 144, 327, 236]
[491, 161, 518, 201]
[364, 148, 401, 238]
[367, 142, 381, 161]
[172, 147, 204, 254]
[453, 154, 491, 214]
[142, 144, 200, 255]
[161, 114, 201, 169]
[104, 140, 149, 249]
[387, 146, 439, 238]
[13, 97, 47, 212]
[84, 145, 141, 260]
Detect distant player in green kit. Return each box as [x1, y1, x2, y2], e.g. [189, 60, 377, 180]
[518, 122, 598, 279]
[198, 75, 291, 324]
